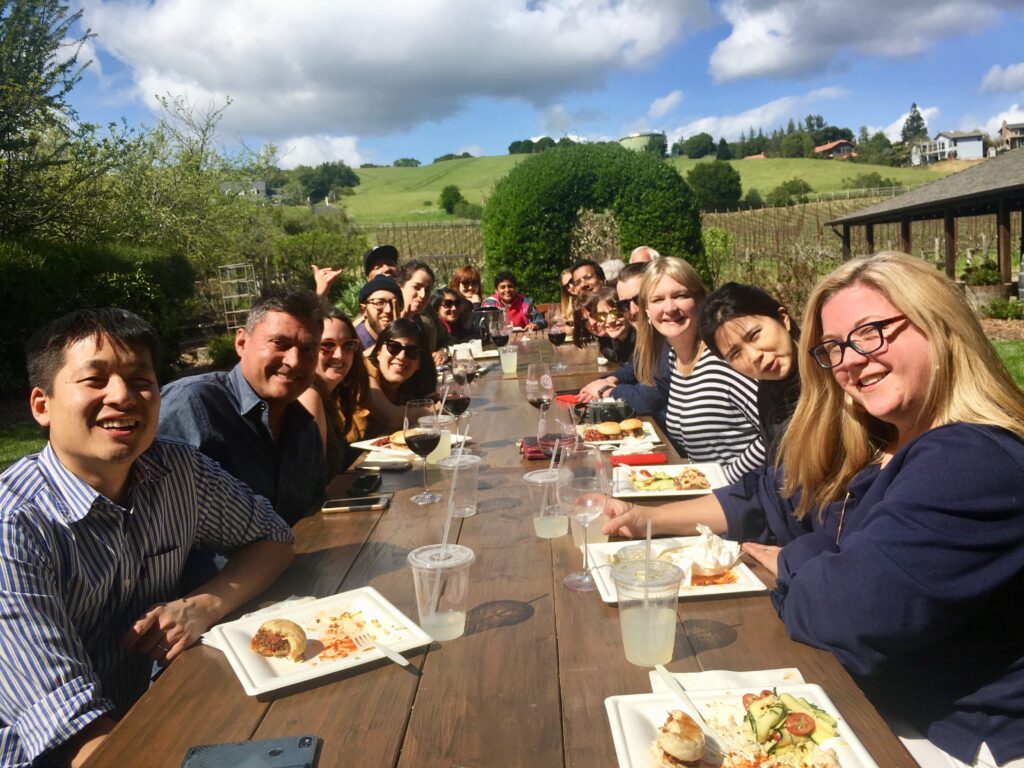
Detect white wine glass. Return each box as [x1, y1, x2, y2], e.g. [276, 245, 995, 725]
[558, 444, 608, 591]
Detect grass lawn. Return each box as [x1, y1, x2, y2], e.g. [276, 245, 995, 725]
[993, 340, 1024, 386]
[342, 155, 956, 225]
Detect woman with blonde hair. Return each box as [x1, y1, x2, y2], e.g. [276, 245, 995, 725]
[603, 252, 1024, 766]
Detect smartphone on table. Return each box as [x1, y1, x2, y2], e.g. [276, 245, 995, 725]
[182, 734, 319, 767]
[321, 495, 392, 513]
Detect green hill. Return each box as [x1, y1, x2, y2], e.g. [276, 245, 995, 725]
[342, 154, 955, 225]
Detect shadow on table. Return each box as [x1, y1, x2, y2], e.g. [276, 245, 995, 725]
[680, 618, 738, 652]
[465, 598, 536, 637]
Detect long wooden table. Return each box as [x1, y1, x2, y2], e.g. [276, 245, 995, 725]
[86, 346, 916, 767]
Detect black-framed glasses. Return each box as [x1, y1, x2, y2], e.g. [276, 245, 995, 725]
[320, 339, 361, 354]
[383, 340, 421, 360]
[440, 299, 459, 309]
[810, 315, 906, 369]
[614, 296, 638, 314]
[364, 297, 397, 310]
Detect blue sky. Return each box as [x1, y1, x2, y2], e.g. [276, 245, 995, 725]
[67, 0, 1024, 168]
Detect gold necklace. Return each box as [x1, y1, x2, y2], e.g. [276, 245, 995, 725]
[835, 491, 851, 545]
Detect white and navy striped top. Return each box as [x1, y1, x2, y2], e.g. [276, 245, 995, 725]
[0, 440, 293, 767]
[662, 347, 765, 484]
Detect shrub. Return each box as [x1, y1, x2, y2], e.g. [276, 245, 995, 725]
[439, 185, 466, 214]
[686, 161, 742, 211]
[482, 142, 703, 301]
[981, 298, 1024, 320]
[206, 332, 239, 368]
[743, 188, 765, 209]
[766, 178, 813, 206]
[962, 260, 1002, 286]
[452, 201, 483, 220]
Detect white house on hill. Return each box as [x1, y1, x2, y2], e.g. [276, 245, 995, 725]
[911, 131, 985, 165]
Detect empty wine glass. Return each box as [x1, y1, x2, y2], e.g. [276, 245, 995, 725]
[558, 444, 608, 591]
[404, 399, 442, 505]
[525, 363, 554, 411]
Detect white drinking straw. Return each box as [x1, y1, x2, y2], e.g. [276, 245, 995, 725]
[644, 517, 652, 608]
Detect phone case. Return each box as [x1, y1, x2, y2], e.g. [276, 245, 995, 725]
[182, 735, 318, 767]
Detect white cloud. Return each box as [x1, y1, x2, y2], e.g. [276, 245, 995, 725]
[278, 135, 366, 169]
[981, 63, 1024, 92]
[710, 0, 1012, 82]
[882, 106, 940, 141]
[83, 0, 711, 140]
[457, 144, 484, 157]
[669, 86, 846, 142]
[983, 104, 1024, 136]
[648, 90, 683, 120]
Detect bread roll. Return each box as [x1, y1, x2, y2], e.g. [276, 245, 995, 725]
[650, 710, 705, 765]
[619, 417, 643, 436]
[250, 619, 307, 662]
[596, 421, 622, 437]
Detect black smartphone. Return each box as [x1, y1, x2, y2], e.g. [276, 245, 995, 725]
[321, 495, 392, 513]
[350, 473, 382, 494]
[360, 459, 412, 472]
[182, 734, 319, 767]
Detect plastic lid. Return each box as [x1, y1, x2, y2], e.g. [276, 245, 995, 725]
[420, 414, 456, 427]
[407, 543, 476, 571]
[437, 454, 482, 469]
[610, 559, 684, 589]
[523, 468, 569, 486]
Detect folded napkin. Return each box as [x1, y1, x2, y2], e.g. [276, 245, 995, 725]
[609, 453, 668, 467]
[611, 437, 657, 456]
[686, 524, 743, 575]
[649, 667, 805, 693]
[202, 595, 316, 652]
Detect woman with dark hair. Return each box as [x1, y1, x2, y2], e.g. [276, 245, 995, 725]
[397, 260, 448, 365]
[298, 307, 370, 476]
[481, 271, 546, 330]
[431, 287, 475, 343]
[580, 284, 635, 364]
[365, 317, 438, 434]
[700, 282, 801, 460]
[450, 264, 483, 308]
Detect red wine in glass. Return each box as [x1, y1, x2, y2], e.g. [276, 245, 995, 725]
[527, 396, 552, 410]
[445, 396, 471, 416]
[405, 432, 441, 457]
[548, 330, 566, 347]
[491, 333, 509, 348]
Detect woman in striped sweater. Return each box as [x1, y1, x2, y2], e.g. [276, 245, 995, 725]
[633, 258, 765, 483]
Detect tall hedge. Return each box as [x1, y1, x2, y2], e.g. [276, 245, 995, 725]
[481, 143, 703, 301]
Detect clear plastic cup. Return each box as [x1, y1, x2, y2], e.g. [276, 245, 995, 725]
[499, 343, 519, 374]
[523, 468, 569, 539]
[611, 560, 684, 666]
[437, 453, 481, 517]
[419, 413, 454, 465]
[407, 544, 476, 641]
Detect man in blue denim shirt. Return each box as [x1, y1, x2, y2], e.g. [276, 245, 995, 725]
[159, 286, 327, 525]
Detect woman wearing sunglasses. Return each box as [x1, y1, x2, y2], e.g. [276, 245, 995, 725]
[432, 288, 476, 343]
[365, 318, 438, 434]
[581, 284, 635, 365]
[699, 283, 801, 461]
[298, 307, 370, 476]
[604, 253, 1024, 767]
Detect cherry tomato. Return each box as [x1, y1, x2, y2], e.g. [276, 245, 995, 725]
[639, 469, 652, 477]
[742, 693, 759, 709]
[784, 712, 815, 736]
[770, 731, 783, 742]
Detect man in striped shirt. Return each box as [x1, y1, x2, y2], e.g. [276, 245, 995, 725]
[0, 309, 294, 767]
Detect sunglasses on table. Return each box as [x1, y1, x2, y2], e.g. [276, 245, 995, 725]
[810, 315, 906, 369]
[320, 339, 361, 354]
[382, 340, 421, 360]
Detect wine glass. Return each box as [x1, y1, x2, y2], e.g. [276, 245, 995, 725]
[536, 401, 577, 460]
[443, 370, 472, 442]
[548, 315, 568, 371]
[452, 347, 478, 384]
[489, 315, 510, 349]
[525, 363, 554, 411]
[558, 444, 608, 591]
[404, 399, 442, 505]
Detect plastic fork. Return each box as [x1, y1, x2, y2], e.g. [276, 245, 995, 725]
[352, 632, 409, 667]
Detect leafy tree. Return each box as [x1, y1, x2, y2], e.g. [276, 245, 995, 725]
[857, 126, 871, 146]
[452, 201, 483, 219]
[482, 142, 704, 300]
[670, 138, 685, 156]
[439, 184, 466, 214]
[293, 160, 358, 201]
[686, 161, 742, 210]
[743, 188, 764, 209]
[780, 131, 814, 158]
[557, 136, 575, 147]
[534, 136, 557, 152]
[393, 157, 420, 167]
[716, 138, 732, 160]
[433, 151, 474, 163]
[508, 139, 535, 154]
[766, 178, 813, 206]
[645, 133, 668, 157]
[901, 103, 928, 143]
[853, 131, 896, 166]
[681, 132, 715, 158]
[842, 172, 902, 190]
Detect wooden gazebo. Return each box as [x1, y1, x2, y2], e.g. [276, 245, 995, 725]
[827, 149, 1024, 280]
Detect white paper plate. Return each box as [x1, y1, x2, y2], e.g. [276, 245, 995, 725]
[210, 586, 432, 696]
[611, 463, 728, 498]
[350, 433, 470, 457]
[577, 421, 659, 447]
[606, 684, 879, 768]
[585, 537, 767, 604]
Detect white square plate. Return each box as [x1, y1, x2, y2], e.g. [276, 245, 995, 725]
[585, 537, 768, 604]
[611, 463, 728, 498]
[605, 685, 879, 768]
[349, 433, 470, 457]
[577, 421, 659, 447]
[210, 586, 432, 696]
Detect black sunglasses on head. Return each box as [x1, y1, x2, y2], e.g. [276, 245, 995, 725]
[383, 340, 421, 360]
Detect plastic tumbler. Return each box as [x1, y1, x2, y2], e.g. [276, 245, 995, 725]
[611, 560, 684, 666]
[523, 468, 569, 539]
[419, 413, 454, 465]
[437, 453, 481, 517]
[499, 343, 519, 374]
[407, 543, 476, 641]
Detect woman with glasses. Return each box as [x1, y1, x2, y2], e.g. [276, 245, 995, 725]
[604, 252, 1024, 767]
[432, 288, 476, 342]
[298, 307, 370, 476]
[450, 265, 483, 308]
[365, 318, 438, 434]
[480, 271, 547, 331]
[699, 283, 801, 460]
[579, 285, 635, 364]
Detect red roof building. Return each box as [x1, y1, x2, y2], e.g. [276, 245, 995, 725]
[814, 139, 855, 159]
